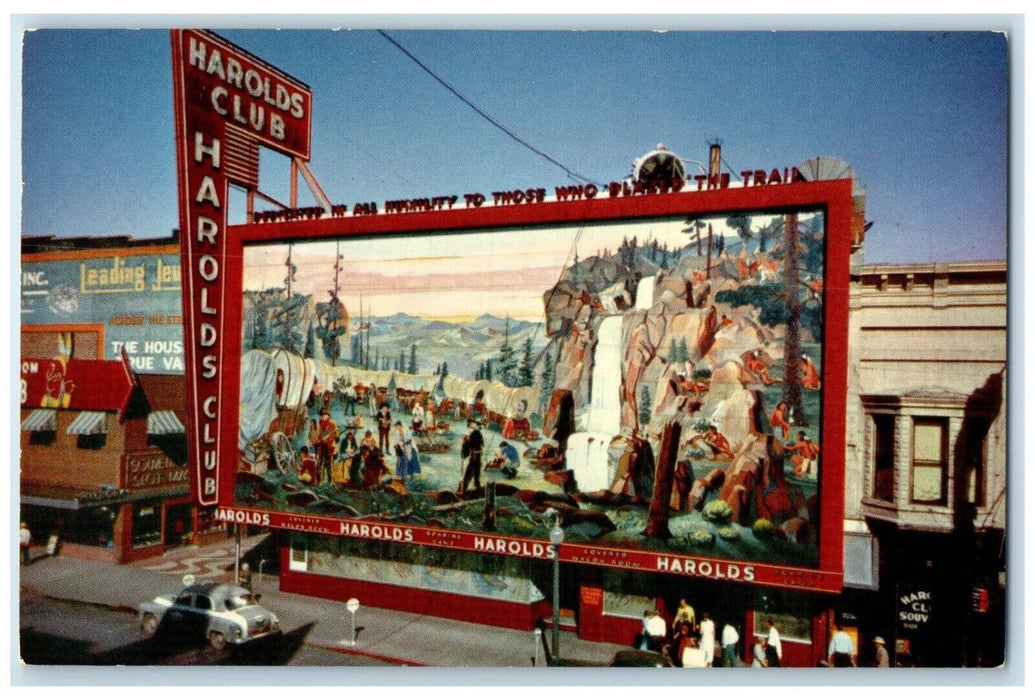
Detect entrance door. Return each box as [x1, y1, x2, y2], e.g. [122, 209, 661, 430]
[165, 502, 194, 548]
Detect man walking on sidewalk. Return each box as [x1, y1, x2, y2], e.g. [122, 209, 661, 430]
[20, 522, 32, 565]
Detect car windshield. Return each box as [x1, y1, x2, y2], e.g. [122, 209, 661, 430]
[224, 593, 259, 610]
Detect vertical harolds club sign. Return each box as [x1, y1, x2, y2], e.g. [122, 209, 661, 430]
[171, 30, 312, 504]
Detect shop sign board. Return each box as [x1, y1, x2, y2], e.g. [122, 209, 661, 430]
[20, 249, 185, 374]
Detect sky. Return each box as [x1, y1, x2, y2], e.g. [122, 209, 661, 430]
[14, 22, 1012, 265]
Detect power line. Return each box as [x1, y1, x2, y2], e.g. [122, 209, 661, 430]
[377, 30, 599, 186]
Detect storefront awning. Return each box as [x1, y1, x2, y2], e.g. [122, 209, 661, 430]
[20, 409, 57, 432]
[20, 482, 189, 510]
[66, 411, 108, 436]
[148, 410, 185, 435]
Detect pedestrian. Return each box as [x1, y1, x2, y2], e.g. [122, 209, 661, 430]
[672, 597, 697, 635]
[872, 636, 890, 668]
[827, 622, 856, 667]
[752, 636, 768, 667]
[19, 522, 32, 565]
[766, 619, 782, 667]
[698, 611, 716, 666]
[238, 562, 253, 592]
[644, 609, 667, 653]
[721, 621, 741, 667]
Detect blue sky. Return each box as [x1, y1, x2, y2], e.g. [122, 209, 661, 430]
[16, 25, 1011, 264]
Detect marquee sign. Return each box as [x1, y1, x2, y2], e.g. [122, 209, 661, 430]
[171, 29, 312, 505]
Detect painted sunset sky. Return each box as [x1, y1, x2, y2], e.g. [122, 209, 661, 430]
[242, 216, 699, 322]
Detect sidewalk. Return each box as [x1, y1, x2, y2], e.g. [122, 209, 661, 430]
[17, 536, 629, 668]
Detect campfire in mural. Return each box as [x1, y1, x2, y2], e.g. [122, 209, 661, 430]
[236, 209, 827, 567]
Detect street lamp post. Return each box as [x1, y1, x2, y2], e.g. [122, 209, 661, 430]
[549, 519, 565, 661]
[343, 597, 360, 646]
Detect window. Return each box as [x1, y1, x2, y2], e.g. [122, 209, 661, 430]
[911, 418, 948, 505]
[289, 532, 309, 572]
[195, 595, 212, 611]
[132, 502, 162, 549]
[871, 413, 895, 502]
[63, 506, 115, 548]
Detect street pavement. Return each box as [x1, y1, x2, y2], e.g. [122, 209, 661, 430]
[17, 535, 631, 670]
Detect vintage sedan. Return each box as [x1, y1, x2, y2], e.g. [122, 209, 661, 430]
[138, 582, 281, 650]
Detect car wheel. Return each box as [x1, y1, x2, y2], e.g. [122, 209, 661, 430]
[140, 613, 158, 637]
[209, 631, 228, 650]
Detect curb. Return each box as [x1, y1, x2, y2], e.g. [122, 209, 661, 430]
[304, 641, 426, 667]
[26, 589, 426, 666]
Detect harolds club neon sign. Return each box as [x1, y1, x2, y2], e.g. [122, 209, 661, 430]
[172, 30, 852, 592]
[171, 29, 312, 504]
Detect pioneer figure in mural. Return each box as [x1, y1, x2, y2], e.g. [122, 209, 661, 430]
[460, 419, 484, 493]
[393, 421, 421, 481]
[376, 404, 392, 453]
[313, 409, 339, 484]
[486, 440, 520, 479]
[785, 430, 820, 477]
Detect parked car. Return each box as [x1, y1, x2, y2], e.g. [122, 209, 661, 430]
[138, 582, 280, 650]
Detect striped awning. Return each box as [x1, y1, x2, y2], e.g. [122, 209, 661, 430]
[20, 409, 57, 432]
[66, 411, 108, 436]
[148, 410, 185, 435]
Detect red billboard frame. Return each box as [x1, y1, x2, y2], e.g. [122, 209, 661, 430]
[208, 180, 851, 593]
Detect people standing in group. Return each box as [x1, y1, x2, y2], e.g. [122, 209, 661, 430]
[698, 612, 716, 666]
[20, 522, 32, 565]
[765, 619, 782, 667]
[721, 621, 741, 667]
[460, 419, 484, 493]
[827, 622, 856, 667]
[377, 404, 393, 453]
[872, 636, 890, 668]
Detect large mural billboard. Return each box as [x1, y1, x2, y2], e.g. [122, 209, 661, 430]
[209, 181, 853, 593]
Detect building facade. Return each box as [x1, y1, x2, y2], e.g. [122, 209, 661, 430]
[19, 245, 1007, 666]
[841, 261, 1007, 667]
[19, 235, 225, 563]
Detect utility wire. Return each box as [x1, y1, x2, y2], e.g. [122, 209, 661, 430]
[378, 30, 600, 186]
